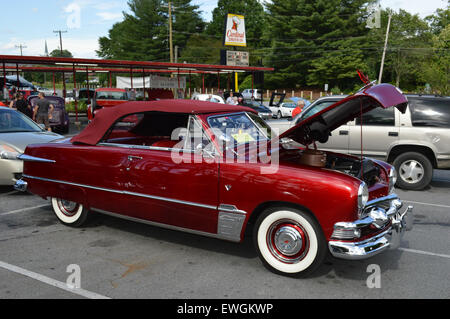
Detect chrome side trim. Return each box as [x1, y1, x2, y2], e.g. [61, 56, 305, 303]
[218, 204, 247, 215]
[17, 154, 56, 163]
[217, 204, 247, 242]
[22, 174, 217, 211]
[92, 208, 242, 243]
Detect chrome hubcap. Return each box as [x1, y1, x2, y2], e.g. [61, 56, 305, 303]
[267, 220, 309, 264]
[274, 226, 303, 256]
[58, 199, 79, 217]
[399, 160, 424, 184]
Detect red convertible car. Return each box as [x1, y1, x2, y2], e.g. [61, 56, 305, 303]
[14, 83, 413, 276]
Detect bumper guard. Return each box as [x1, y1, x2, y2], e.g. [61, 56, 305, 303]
[328, 194, 413, 260]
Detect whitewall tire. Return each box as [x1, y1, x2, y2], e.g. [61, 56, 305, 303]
[51, 197, 89, 227]
[253, 207, 326, 276]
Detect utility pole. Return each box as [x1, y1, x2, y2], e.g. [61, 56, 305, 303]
[378, 14, 391, 84]
[15, 44, 27, 56]
[168, 1, 174, 63]
[53, 30, 68, 55]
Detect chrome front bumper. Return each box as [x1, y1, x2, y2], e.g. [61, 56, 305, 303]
[14, 179, 28, 192]
[328, 194, 413, 260]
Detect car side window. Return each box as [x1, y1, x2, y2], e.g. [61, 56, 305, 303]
[409, 98, 450, 128]
[355, 108, 395, 126]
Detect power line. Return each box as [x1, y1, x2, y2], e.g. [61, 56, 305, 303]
[15, 44, 27, 56]
[53, 30, 68, 54]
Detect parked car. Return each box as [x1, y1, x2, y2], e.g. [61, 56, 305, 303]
[269, 102, 297, 119]
[268, 95, 349, 134]
[15, 83, 413, 276]
[191, 94, 225, 104]
[0, 106, 62, 185]
[241, 89, 262, 100]
[241, 100, 272, 120]
[35, 86, 54, 96]
[28, 95, 70, 134]
[87, 88, 129, 120]
[271, 94, 450, 190]
[78, 88, 96, 103]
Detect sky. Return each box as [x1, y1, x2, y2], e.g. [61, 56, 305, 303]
[0, 0, 447, 59]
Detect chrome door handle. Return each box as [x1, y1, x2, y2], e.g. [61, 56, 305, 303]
[128, 155, 143, 161]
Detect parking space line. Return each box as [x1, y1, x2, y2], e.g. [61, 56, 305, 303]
[0, 261, 110, 299]
[0, 204, 50, 216]
[0, 190, 19, 197]
[403, 200, 450, 209]
[399, 248, 450, 260]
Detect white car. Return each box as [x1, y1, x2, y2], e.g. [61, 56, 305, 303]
[191, 94, 225, 104]
[269, 102, 297, 119]
[36, 86, 54, 96]
[0, 107, 63, 185]
[241, 89, 262, 100]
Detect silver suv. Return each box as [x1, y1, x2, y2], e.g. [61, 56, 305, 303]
[269, 94, 450, 190]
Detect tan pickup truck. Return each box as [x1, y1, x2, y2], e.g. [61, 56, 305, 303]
[268, 94, 450, 190]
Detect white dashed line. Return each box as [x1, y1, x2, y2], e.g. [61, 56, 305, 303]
[399, 248, 450, 260]
[403, 200, 450, 209]
[0, 204, 50, 216]
[0, 261, 110, 299]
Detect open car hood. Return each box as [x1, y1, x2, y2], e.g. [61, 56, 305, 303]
[279, 83, 408, 146]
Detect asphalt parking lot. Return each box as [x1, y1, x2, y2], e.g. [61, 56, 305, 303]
[0, 117, 449, 300]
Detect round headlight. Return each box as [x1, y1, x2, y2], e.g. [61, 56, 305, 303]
[358, 182, 369, 214]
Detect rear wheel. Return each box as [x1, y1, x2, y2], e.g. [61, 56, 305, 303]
[253, 207, 326, 276]
[393, 152, 433, 190]
[277, 111, 282, 119]
[51, 198, 89, 227]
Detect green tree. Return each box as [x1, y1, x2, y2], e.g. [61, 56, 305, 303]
[425, 4, 450, 35]
[264, 0, 376, 91]
[421, 24, 450, 95]
[368, 9, 432, 90]
[97, 0, 205, 62]
[49, 49, 73, 58]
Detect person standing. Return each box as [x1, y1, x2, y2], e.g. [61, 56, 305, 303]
[292, 100, 305, 118]
[9, 93, 19, 109]
[33, 92, 54, 131]
[226, 92, 235, 105]
[14, 93, 32, 118]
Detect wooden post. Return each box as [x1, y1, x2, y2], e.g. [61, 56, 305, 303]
[73, 64, 78, 124]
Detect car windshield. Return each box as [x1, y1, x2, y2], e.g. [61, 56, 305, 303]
[0, 109, 43, 133]
[207, 112, 274, 148]
[283, 103, 296, 108]
[96, 91, 128, 100]
[296, 100, 341, 124]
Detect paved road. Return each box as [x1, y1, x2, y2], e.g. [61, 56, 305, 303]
[0, 117, 448, 300]
[0, 170, 449, 300]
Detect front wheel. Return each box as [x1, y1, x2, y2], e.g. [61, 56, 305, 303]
[253, 207, 326, 276]
[393, 152, 433, 190]
[51, 198, 90, 227]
